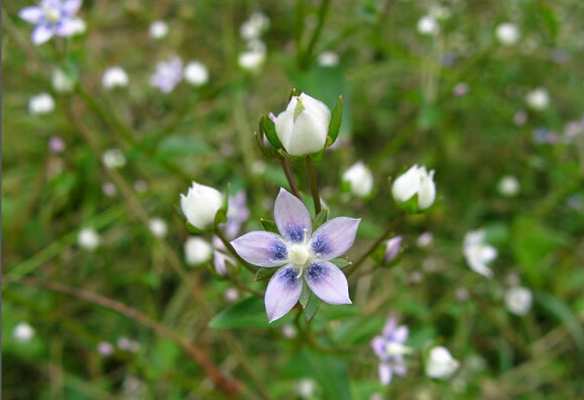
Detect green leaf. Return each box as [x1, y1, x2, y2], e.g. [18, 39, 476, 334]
[209, 297, 290, 329]
[254, 267, 277, 282]
[538, 293, 584, 354]
[312, 208, 328, 230]
[539, 4, 559, 44]
[300, 349, 353, 400]
[260, 115, 283, 150]
[304, 293, 320, 322]
[299, 283, 311, 308]
[254, 131, 271, 157]
[260, 218, 279, 233]
[327, 95, 343, 144]
[332, 316, 385, 345]
[329, 258, 352, 269]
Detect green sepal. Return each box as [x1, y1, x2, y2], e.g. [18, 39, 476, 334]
[329, 258, 352, 269]
[304, 293, 320, 322]
[299, 282, 311, 308]
[254, 267, 278, 282]
[327, 95, 343, 145]
[288, 87, 300, 102]
[261, 218, 279, 234]
[185, 222, 206, 235]
[207, 262, 229, 281]
[214, 208, 227, 226]
[312, 208, 328, 231]
[254, 130, 272, 157]
[260, 114, 283, 150]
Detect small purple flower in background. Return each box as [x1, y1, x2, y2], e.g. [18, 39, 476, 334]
[231, 188, 360, 322]
[212, 236, 236, 276]
[48, 136, 65, 154]
[384, 236, 402, 263]
[371, 317, 411, 385]
[19, 0, 84, 45]
[453, 82, 468, 97]
[225, 190, 250, 239]
[513, 110, 528, 126]
[97, 341, 114, 357]
[150, 56, 183, 93]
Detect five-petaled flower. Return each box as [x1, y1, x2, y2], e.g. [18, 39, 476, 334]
[231, 188, 360, 322]
[371, 317, 411, 385]
[19, 0, 84, 45]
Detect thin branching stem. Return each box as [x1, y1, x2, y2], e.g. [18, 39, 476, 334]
[280, 157, 303, 200]
[306, 156, 322, 214]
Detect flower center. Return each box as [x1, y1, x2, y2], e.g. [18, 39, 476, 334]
[384, 342, 412, 358]
[44, 6, 62, 23]
[288, 244, 310, 266]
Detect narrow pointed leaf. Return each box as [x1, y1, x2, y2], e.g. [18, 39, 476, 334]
[299, 283, 311, 308]
[329, 258, 352, 269]
[312, 208, 328, 231]
[304, 293, 320, 322]
[254, 267, 278, 282]
[260, 218, 280, 234]
[327, 95, 343, 144]
[261, 115, 283, 150]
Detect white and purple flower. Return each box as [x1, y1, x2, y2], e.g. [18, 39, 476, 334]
[371, 317, 410, 385]
[151, 56, 183, 94]
[19, 0, 84, 45]
[231, 188, 360, 322]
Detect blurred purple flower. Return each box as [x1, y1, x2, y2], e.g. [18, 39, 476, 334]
[231, 188, 360, 322]
[384, 236, 402, 263]
[532, 127, 558, 144]
[19, 0, 84, 45]
[225, 190, 250, 239]
[371, 317, 410, 385]
[453, 82, 468, 97]
[48, 136, 65, 154]
[513, 110, 527, 126]
[150, 56, 183, 93]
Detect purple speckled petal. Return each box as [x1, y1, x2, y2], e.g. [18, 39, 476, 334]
[274, 188, 311, 243]
[310, 217, 361, 259]
[32, 24, 55, 45]
[231, 231, 287, 268]
[379, 363, 392, 385]
[305, 261, 351, 304]
[265, 265, 302, 323]
[19, 6, 43, 24]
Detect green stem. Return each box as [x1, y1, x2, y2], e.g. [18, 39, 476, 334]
[306, 156, 321, 214]
[280, 157, 302, 200]
[301, 0, 331, 69]
[214, 225, 257, 274]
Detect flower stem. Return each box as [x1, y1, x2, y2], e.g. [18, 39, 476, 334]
[346, 214, 401, 277]
[306, 156, 322, 214]
[214, 225, 257, 274]
[280, 157, 302, 200]
[300, 0, 331, 69]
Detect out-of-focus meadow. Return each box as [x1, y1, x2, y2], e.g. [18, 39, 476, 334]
[2, 1, 584, 399]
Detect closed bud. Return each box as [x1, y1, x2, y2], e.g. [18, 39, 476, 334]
[275, 93, 331, 156]
[391, 165, 436, 210]
[425, 346, 460, 379]
[184, 237, 213, 266]
[52, 68, 75, 93]
[342, 161, 374, 198]
[384, 236, 403, 263]
[180, 182, 224, 230]
[505, 286, 533, 316]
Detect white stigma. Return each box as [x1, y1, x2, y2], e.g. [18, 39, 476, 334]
[385, 342, 412, 357]
[288, 244, 310, 266]
[44, 6, 61, 23]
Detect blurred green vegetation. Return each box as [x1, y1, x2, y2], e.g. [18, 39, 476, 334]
[2, 1, 584, 400]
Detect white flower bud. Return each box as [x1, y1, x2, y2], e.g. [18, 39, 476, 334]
[275, 93, 331, 156]
[505, 287, 533, 316]
[318, 51, 340, 67]
[148, 217, 168, 238]
[526, 88, 550, 111]
[29, 93, 55, 115]
[391, 165, 436, 210]
[180, 182, 223, 230]
[102, 67, 129, 89]
[498, 175, 520, 197]
[417, 16, 439, 36]
[52, 68, 74, 93]
[78, 228, 100, 251]
[238, 49, 266, 72]
[183, 61, 209, 86]
[102, 149, 126, 169]
[496, 23, 520, 46]
[342, 161, 374, 198]
[13, 322, 35, 343]
[425, 346, 460, 379]
[184, 237, 213, 265]
[149, 20, 168, 39]
[296, 378, 316, 399]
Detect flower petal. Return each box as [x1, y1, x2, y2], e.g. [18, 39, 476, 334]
[371, 336, 385, 358]
[310, 217, 360, 259]
[62, 0, 83, 15]
[418, 167, 436, 209]
[392, 325, 409, 343]
[213, 250, 234, 276]
[231, 231, 287, 268]
[32, 24, 54, 45]
[274, 188, 311, 243]
[382, 317, 397, 338]
[391, 165, 420, 203]
[305, 261, 351, 304]
[379, 363, 392, 385]
[19, 6, 43, 24]
[265, 265, 303, 323]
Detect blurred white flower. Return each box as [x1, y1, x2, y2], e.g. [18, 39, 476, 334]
[78, 228, 100, 251]
[282, 324, 297, 339]
[275, 93, 331, 156]
[238, 49, 266, 72]
[97, 341, 114, 357]
[102, 149, 126, 169]
[183, 61, 209, 86]
[343, 161, 374, 198]
[52, 68, 74, 93]
[151, 56, 183, 93]
[498, 175, 520, 197]
[417, 16, 438, 36]
[318, 51, 340, 67]
[239, 12, 270, 40]
[505, 286, 533, 316]
[102, 181, 117, 197]
[463, 230, 497, 278]
[425, 346, 460, 379]
[224, 288, 239, 303]
[149, 217, 168, 238]
[149, 20, 168, 39]
[296, 378, 316, 399]
[180, 182, 224, 230]
[29, 93, 55, 115]
[102, 66, 129, 89]
[13, 322, 35, 343]
[392, 165, 436, 210]
[184, 237, 213, 266]
[526, 88, 550, 111]
[117, 337, 140, 352]
[496, 23, 520, 46]
[417, 231, 433, 247]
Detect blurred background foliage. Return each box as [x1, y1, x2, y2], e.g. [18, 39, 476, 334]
[2, 0, 584, 399]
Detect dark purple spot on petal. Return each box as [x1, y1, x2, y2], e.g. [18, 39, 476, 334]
[279, 267, 300, 288]
[285, 224, 305, 243]
[307, 262, 326, 282]
[311, 235, 329, 255]
[269, 240, 287, 260]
